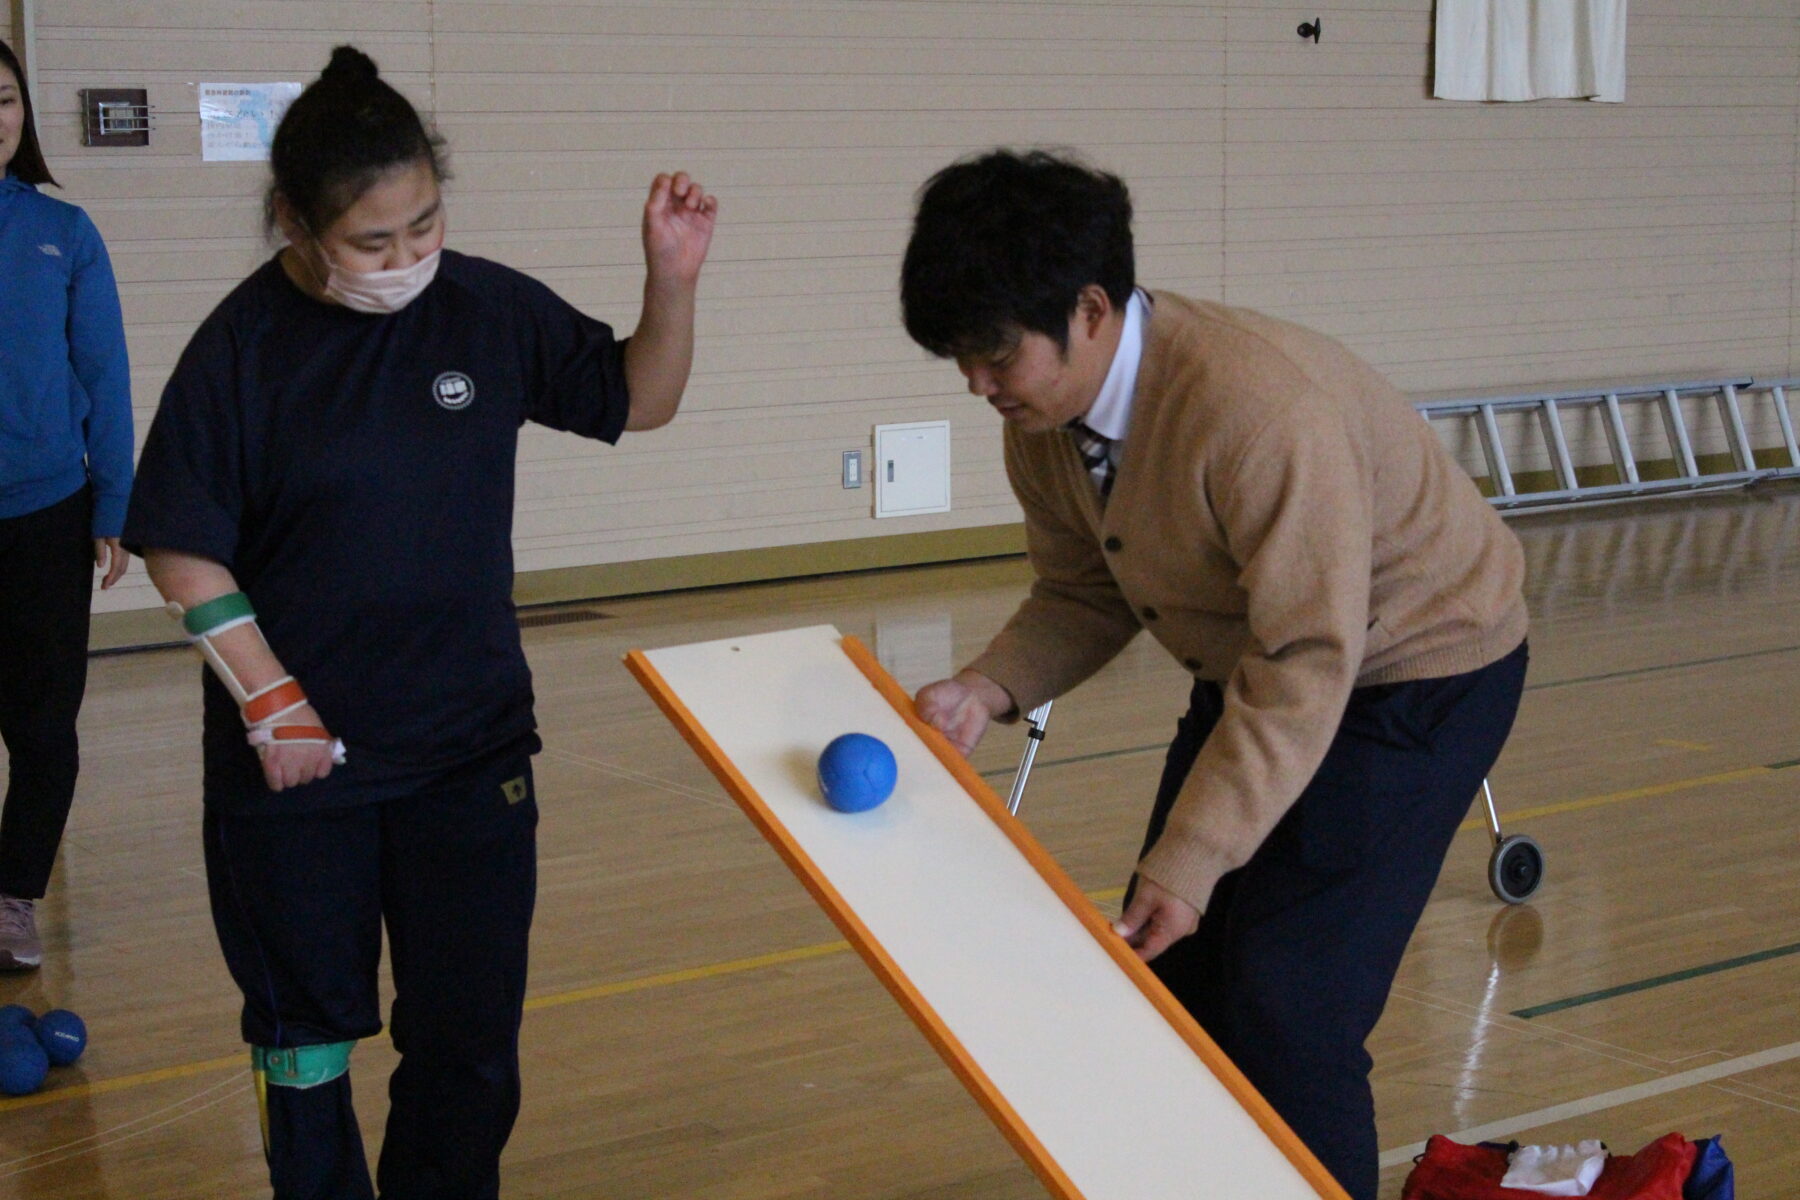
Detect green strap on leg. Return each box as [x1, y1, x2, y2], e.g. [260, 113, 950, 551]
[252, 1041, 357, 1160]
[251, 1041, 354, 1089]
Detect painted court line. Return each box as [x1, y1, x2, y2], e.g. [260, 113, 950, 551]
[1514, 941, 1800, 1019]
[1455, 765, 1773, 833]
[978, 743, 1158, 779]
[1710, 1079, 1800, 1116]
[0, 755, 1781, 1122]
[1388, 986, 1675, 1081]
[540, 745, 734, 808]
[1378, 1041, 1800, 1167]
[0, 945, 861, 1116]
[0, 1051, 245, 1114]
[0, 1076, 249, 1179]
[972, 640, 1800, 785]
[2, 884, 1137, 1117]
[986, 752, 1779, 837]
[1524, 642, 1800, 692]
[523, 940, 852, 1011]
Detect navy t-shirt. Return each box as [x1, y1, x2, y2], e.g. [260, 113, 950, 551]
[125, 250, 631, 812]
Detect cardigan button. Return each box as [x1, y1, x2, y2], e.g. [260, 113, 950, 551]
[1141, 606, 1160, 621]
[1103, 536, 1123, 552]
[1183, 657, 1202, 671]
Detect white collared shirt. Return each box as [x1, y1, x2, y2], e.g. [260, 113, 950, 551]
[1078, 288, 1151, 466]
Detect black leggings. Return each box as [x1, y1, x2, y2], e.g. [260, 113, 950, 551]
[0, 486, 93, 899]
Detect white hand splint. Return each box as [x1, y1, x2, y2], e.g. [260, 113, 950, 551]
[167, 593, 347, 765]
[167, 593, 261, 703]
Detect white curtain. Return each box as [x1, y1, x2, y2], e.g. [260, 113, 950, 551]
[1435, 0, 1628, 103]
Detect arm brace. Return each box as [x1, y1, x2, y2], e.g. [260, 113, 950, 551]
[166, 593, 346, 764]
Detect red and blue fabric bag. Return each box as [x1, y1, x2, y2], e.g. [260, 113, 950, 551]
[1402, 1132, 1715, 1200]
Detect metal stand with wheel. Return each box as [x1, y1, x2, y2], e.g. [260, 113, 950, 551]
[1480, 779, 1545, 904]
[1005, 702, 1546, 905]
[1004, 701, 1054, 815]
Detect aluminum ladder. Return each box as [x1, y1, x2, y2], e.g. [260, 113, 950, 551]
[1416, 376, 1800, 512]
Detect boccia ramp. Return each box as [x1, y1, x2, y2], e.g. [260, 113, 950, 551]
[625, 625, 1346, 1200]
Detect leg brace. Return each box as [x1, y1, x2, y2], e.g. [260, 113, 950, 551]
[251, 1041, 356, 1158]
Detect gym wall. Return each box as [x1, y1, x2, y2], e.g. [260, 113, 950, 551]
[15, 2, 1796, 634]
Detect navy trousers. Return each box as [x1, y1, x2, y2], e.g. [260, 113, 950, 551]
[204, 754, 538, 1200]
[1141, 641, 1527, 1200]
[0, 486, 93, 899]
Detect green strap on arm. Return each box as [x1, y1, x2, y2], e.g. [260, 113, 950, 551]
[183, 591, 256, 638]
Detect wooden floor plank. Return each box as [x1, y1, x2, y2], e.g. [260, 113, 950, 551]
[4, 489, 1799, 1197]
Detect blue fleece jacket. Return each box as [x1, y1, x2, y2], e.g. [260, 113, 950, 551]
[1, 172, 133, 535]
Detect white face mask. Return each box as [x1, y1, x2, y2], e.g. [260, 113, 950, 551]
[315, 244, 442, 314]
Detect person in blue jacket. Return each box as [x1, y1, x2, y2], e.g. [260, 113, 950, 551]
[0, 38, 132, 972]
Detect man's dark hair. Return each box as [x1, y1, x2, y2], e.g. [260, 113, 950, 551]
[265, 45, 448, 236]
[901, 149, 1134, 359]
[0, 38, 58, 187]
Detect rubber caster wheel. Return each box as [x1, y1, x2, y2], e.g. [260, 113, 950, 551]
[1488, 834, 1544, 905]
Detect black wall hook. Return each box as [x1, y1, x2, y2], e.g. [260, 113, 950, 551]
[1297, 18, 1321, 42]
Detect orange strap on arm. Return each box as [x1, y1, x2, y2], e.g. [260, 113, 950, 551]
[251, 725, 331, 745]
[243, 679, 309, 727]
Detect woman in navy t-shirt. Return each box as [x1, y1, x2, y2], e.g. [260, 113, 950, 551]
[124, 45, 715, 1200]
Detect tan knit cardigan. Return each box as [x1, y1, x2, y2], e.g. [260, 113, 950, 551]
[968, 291, 1529, 911]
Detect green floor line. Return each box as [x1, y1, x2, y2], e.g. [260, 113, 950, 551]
[978, 727, 1800, 788]
[1525, 642, 1800, 692]
[1512, 941, 1800, 1020]
[973, 643, 1800, 786]
[976, 742, 1163, 779]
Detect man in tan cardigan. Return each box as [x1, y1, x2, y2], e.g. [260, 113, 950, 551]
[901, 150, 1528, 1199]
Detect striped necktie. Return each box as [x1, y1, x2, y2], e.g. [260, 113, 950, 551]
[1069, 422, 1116, 503]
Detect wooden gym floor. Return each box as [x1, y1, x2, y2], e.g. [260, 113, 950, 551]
[2, 487, 1797, 1198]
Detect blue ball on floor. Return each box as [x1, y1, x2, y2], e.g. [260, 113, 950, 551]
[0, 1003, 35, 1031]
[818, 733, 898, 813]
[35, 1009, 86, 1067]
[0, 1027, 48, 1095]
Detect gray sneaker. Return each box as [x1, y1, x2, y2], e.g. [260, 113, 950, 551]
[0, 896, 42, 971]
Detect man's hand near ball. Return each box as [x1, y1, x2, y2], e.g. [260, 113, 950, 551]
[913, 669, 1015, 756]
[914, 670, 1198, 963]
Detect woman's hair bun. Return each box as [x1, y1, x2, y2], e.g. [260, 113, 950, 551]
[265, 41, 444, 237]
[321, 45, 380, 83]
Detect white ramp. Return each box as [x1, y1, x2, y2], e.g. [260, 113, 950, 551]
[626, 625, 1345, 1200]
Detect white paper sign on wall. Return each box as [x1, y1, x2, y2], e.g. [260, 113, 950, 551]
[199, 82, 303, 162]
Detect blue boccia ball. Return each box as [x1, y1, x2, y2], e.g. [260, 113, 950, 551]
[0, 1004, 35, 1031]
[0, 1027, 48, 1095]
[817, 733, 898, 813]
[35, 1010, 86, 1067]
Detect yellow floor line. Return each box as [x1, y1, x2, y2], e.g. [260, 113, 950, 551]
[1457, 765, 1772, 832]
[0, 1053, 245, 1114]
[524, 940, 852, 1011]
[1, 765, 1764, 1115]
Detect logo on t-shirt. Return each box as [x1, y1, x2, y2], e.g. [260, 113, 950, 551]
[38, 244, 62, 258]
[433, 371, 475, 411]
